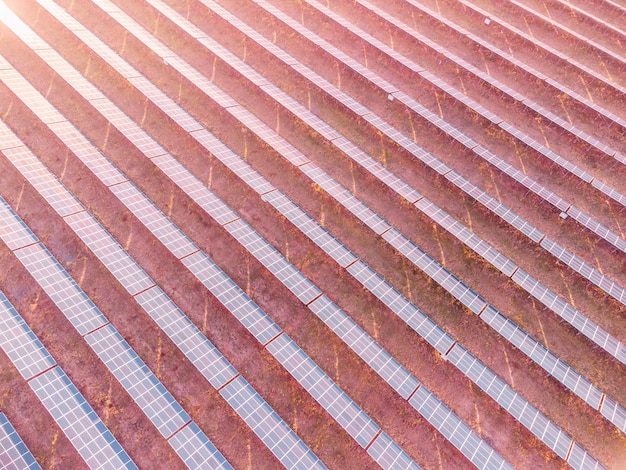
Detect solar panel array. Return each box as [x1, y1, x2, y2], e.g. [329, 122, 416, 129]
[358, 0, 626, 166]
[0, 9, 420, 468]
[0, 60, 323, 470]
[0, 0, 623, 468]
[51, 1, 617, 466]
[232, 0, 626, 358]
[0, 203, 228, 467]
[253, 0, 626, 301]
[149, 0, 626, 435]
[19, 4, 515, 468]
[0, 286, 136, 469]
[309, 0, 626, 205]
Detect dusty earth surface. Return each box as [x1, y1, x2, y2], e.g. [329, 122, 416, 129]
[0, 0, 625, 468]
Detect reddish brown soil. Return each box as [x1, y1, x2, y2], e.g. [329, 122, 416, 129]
[0, 159, 181, 469]
[1, 4, 450, 468]
[518, 0, 626, 54]
[1, 0, 625, 468]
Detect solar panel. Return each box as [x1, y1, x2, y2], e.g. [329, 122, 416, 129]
[480, 306, 603, 409]
[1, 147, 84, 217]
[13, 243, 109, 336]
[266, 333, 381, 448]
[600, 397, 626, 434]
[0, 199, 39, 250]
[409, 386, 512, 470]
[64, 211, 155, 295]
[308, 295, 419, 399]
[222, 218, 322, 304]
[168, 422, 232, 469]
[219, 376, 326, 469]
[85, 324, 191, 438]
[0, 413, 40, 470]
[366, 431, 422, 469]
[109, 182, 199, 259]
[134, 286, 238, 389]
[511, 268, 624, 362]
[182, 251, 281, 345]
[150, 154, 240, 226]
[47, 121, 127, 186]
[0, 291, 56, 380]
[261, 190, 357, 268]
[30, 368, 138, 469]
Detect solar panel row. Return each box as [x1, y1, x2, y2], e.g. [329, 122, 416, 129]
[256, 0, 626, 264]
[161, 2, 624, 436]
[0, 287, 135, 469]
[78, 2, 624, 458]
[0, 55, 324, 469]
[36, 4, 510, 467]
[354, 0, 625, 165]
[0, 412, 40, 470]
[236, 0, 626, 364]
[511, 268, 625, 363]
[311, 0, 625, 192]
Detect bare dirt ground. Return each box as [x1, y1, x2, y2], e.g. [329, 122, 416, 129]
[277, 0, 626, 347]
[2, 3, 448, 468]
[0, 149, 180, 469]
[1, 0, 625, 468]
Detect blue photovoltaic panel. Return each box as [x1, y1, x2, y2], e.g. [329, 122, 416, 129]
[134, 286, 238, 390]
[266, 333, 381, 449]
[0, 413, 40, 470]
[29, 368, 137, 469]
[181, 251, 281, 345]
[219, 376, 327, 469]
[0, 291, 56, 380]
[223, 218, 322, 304]
[108, 182, 198, 259]
[0, 121, 28, 151]
[308, 295, 419, 400]
[1, 146, 84, 217]
[168, 423, 232, 470]
[85, 324, 190, 439]
[64, 211, 155, 296]
[366, 431, 421, 470]
[13, 243, 109, 336]
[0, 198, 39, 251]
